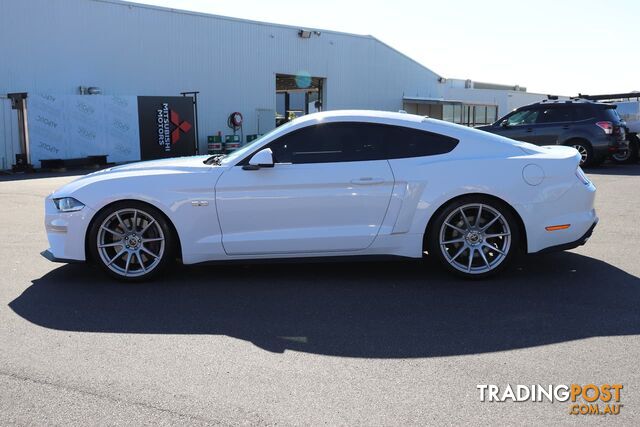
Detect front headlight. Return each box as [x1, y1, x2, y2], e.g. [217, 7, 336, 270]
[53, 197, 85, 212]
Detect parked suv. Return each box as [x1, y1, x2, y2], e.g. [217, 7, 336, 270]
[477, 99, 626, 166]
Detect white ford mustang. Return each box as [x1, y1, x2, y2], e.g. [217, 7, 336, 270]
[43, 110, 598, 280]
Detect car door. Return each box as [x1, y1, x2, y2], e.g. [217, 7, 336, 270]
[529, 105, 573, 145]
[215, 121, 395, 255]
[494, 108, 540, 143]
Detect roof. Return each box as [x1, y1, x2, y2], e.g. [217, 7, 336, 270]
[91, 0, 372, 39]
[298, 110, 426, 124]
[89, 0, 441, 78]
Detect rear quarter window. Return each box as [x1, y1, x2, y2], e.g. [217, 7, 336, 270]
[380, 125, 459, 159]
[572, 106, 595, 121]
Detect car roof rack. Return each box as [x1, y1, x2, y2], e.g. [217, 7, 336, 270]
[539, 98, 592, 105]
[577, 92, 640, 102]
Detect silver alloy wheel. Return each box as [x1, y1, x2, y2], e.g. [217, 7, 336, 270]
[439, 203, 511, 274]
[97, 208, 165, 278]
[573, 144, 588, 165]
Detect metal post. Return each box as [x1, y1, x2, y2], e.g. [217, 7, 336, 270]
[181, 91, 200, 155]
[7, 92, 33, 172]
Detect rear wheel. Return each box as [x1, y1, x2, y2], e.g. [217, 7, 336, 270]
[427, 196, 521, 279]
[570, 141, 594, 167]
[89, 202, 176, 281]
[612, 135, 639, 164]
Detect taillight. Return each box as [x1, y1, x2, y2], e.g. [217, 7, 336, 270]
[576, 167, 590, 185]
[595, 121, 613, 134]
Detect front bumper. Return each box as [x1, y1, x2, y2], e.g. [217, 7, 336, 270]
[41, 249, 83, 263]
[44, 196, 95, 262]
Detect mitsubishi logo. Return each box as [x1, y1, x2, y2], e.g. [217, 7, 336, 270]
[170, 110, 192, 143]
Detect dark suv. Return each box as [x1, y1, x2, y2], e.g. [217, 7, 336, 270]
[477, 99, 626, 166]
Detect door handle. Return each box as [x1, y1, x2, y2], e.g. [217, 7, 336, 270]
[562, 125, 570, 130]
[351, 177, 384, 185]
[526, 127, 533, 132]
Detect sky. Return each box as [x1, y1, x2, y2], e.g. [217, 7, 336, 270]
[132, 0, 639, 96]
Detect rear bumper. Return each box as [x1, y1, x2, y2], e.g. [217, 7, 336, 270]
[534, 219, 598, 254]
[518, 177, 597, 254]
[592, 135, 624, 157]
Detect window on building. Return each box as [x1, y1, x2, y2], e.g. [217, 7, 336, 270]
[453, 105, 463, 124]
[463, 105, 472, 126]
[443, 105, 454, 123]
[474, 106, 487, 125]
[487, 106, 498, 124]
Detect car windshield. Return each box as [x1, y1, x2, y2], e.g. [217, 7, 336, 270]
[220, 120, 298, 165]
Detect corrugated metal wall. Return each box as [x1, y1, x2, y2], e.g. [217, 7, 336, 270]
[0, 97, 20, 170]
[0, 0, 443, 153]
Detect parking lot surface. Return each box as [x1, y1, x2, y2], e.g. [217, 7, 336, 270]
[1, 165, 639, 425]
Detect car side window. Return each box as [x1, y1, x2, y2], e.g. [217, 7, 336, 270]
[247, 122, 458, 165]
[537, 107, 572, 123]
[266, 122, 384, 164]
[505, 109, 539, 126]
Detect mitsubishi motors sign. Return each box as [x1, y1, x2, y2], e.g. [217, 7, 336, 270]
[137, 96, 196, 160]
[25, 94, 197, 167]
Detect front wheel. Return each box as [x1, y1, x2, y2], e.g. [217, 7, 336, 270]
[88, 202, 176, 281]
[427, 197, 521, 279]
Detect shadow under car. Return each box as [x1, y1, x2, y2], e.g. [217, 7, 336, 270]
[10, 252, 640, 358]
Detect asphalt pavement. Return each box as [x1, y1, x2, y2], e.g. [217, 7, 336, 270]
[1, 164, 639, 425]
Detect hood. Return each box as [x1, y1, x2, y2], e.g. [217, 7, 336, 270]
[98, 155, 213, 173]
[51, 155, 222, 198]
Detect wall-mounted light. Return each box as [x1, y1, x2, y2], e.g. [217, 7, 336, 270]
[438, 77, 447, 84]
[298, 29, 321, 39]
[79, 86, 102, 95]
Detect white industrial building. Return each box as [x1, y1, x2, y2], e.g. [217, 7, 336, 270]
[0, 0, 555, 169]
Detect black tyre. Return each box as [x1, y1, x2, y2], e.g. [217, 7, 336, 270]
[427, 196, 521, 279]
[612, 135, 639, 164]
[569, 140, 594, 167]
[88, 201, 176, 281]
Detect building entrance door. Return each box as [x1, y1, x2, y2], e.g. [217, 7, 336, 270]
[275, 73, 324, 127]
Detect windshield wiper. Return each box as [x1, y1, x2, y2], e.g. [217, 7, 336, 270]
[203, 154, 226, 165]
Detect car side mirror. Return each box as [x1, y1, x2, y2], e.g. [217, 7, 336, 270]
[500, 120, 510, 128]
[243, 148, 274, 170]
